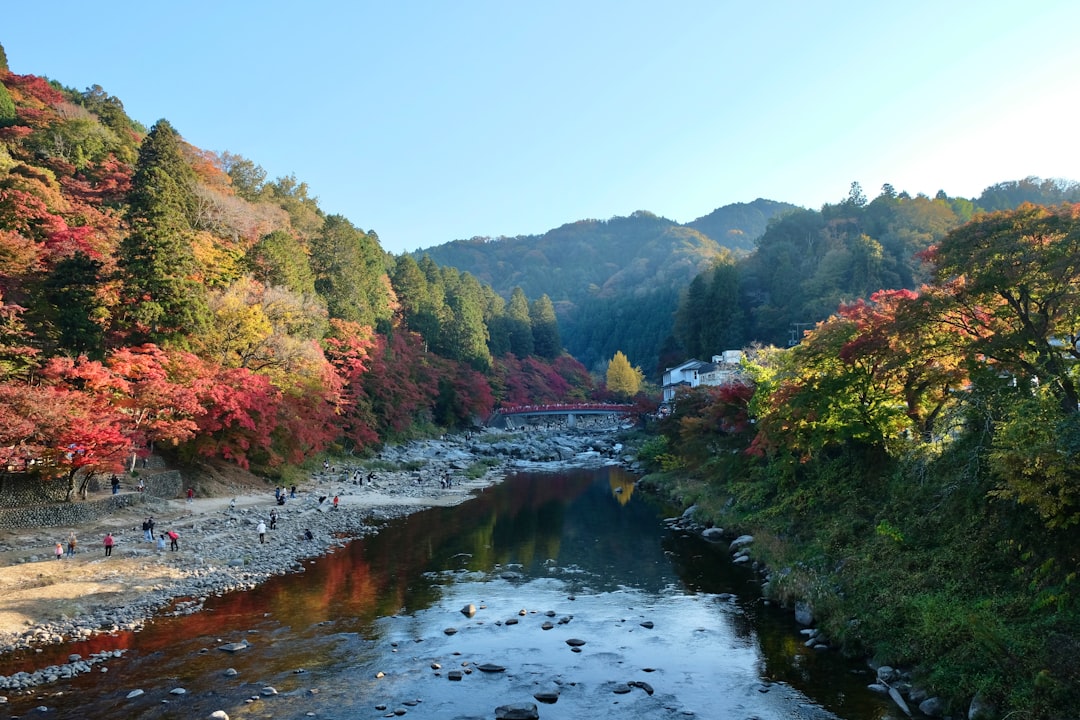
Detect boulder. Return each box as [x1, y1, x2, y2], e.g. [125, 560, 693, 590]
[728, 534, 754, 552]
[969, 691, 997, 720]
[494, 702, 539, 719]
[794, 601, 814, 626]
[919, 697, 945, 718]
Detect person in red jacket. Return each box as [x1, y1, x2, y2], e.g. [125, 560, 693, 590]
[103, 533, 114, 557]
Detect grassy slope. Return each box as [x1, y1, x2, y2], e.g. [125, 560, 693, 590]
[637, 436, 1080, 719]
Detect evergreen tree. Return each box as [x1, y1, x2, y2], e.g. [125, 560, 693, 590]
[391, 254, 440, 344]
[42, 252, 106, 358]
[0, 79, 16, 129]
[674, 274, 709, 358]
[480, 285, 511, 357]
[529, 293, 561, 359]
[507, 286, 534, 357]
[698, 261, 745, 354]
[246, 229, 316, 295]
[310, 214, 392, 328]
[117, 118, 209, 343]
[442, 272, 491, 370]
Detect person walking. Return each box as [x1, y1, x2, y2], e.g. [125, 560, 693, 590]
[103, 533, 114, 557]
[110, 475, 120, 494]
[55, 542, 63, 560]
[67, 531, 77, 556]
[332, 495, 339, 511]
[257, 520, 267, 544]
[186, 487, 194, 503]
[269, 509, 278, 530]
[142, 518, 152, 542]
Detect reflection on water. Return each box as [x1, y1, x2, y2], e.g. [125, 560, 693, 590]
[0, 467, 896, 719]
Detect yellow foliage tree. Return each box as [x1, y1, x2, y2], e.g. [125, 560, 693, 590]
[606, 350, 644, 398]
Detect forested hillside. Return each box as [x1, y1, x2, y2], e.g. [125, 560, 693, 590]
[420, 180, 1080, 377]
[417, 201, 797, 373]
[671, 179, 1080, 358]
[645, 201, 1080, 718]
[0, 45, 595, 489]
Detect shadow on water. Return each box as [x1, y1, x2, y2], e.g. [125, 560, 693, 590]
[0, 467, 898, 719]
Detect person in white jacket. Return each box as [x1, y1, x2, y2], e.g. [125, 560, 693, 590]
[257, 520, 267, 544]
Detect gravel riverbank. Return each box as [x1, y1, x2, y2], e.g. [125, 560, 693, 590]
[0, 426, 634, 692]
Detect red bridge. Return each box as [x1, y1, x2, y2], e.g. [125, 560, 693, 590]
[488, 403, 635, 428]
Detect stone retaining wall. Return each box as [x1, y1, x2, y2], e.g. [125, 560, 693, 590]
[0, 471, 184, 529]
[0, 473, 70, 507]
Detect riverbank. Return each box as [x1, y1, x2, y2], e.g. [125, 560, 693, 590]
[0, 427, 633, 672]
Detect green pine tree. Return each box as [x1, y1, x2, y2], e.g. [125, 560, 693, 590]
[246, 229, 317, 295]
[529, 294, 562, 359]
[310, 214, 392, 328]
[42, 252, 106, 358]
[117, 119, 209, 344]
[507, 286, 534, 357]
[0, 79, 16, 129]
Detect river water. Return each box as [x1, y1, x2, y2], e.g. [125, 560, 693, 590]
[0, 467, 900, 719]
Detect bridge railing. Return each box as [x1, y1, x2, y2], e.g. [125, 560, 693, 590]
[495, 403, 634, 415]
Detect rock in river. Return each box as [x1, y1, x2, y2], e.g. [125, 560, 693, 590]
[495, 703, 539, 720]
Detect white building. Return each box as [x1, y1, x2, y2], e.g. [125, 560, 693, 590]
[661, 351, 744, 404]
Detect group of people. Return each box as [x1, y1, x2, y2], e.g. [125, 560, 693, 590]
[54, 531, 78, 559]
[141, 516, 175, 549]
[273, 486, 297, 506]
[54, 532, 119, 557]
[53, 465, 335, 563]
[347, 469, 376, 485]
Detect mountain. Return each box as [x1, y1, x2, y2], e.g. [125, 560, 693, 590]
[686, 199, 800, 252]
[416, 200, 799, 373]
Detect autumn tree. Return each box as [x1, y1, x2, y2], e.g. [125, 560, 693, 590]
[606, 350, 644, 398]
[265, 174, 323, 238]
[218, 151, 267, 201]
[927, 203, 1080, 415]
[0, 291, 39, 379]
[0, 381, 129, 500]
[922, 203, 1080, 528]
[117, 119, 209, 343]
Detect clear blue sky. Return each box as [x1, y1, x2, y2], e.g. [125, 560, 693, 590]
[5, 1, 1079, 254]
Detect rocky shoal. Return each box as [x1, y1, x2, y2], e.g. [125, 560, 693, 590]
[0, 424, 636, 692]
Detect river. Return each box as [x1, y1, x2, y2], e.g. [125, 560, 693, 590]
[0, 466, 901, 719]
